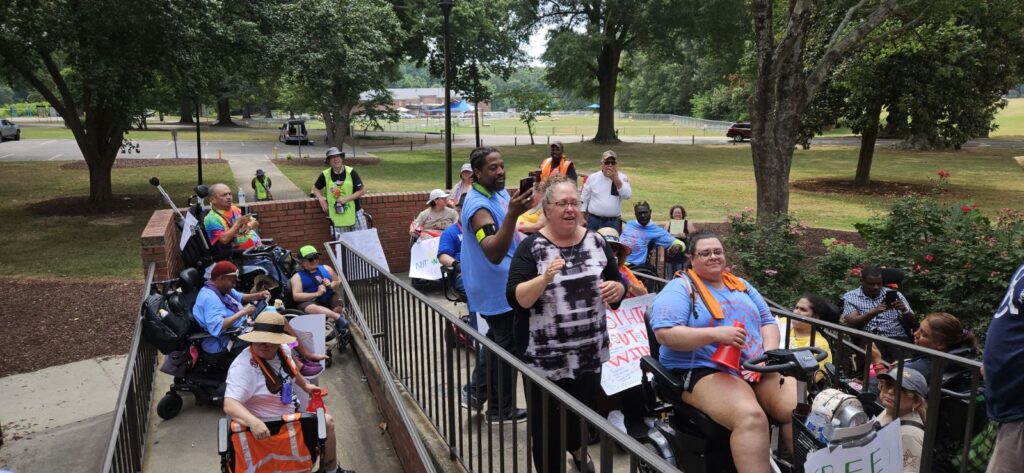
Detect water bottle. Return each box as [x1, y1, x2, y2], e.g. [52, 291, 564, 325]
[238, 187, 246, 204]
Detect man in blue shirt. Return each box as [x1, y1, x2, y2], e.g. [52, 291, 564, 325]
[437, 196, 466, 299]
[840, 267, 914, 360]
[620, 201, 684, 267]
[193, 261, 269, 355]
[985, 261, 1024, 473]
[460, 146, 532, 424]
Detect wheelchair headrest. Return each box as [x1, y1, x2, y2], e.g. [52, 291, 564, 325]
[880, 268, 904, 286]
[178, 267, 204, 294]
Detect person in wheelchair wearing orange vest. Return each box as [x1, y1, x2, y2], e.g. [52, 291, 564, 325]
[224, 311, 354, 473]
[539, 141, 577, 183]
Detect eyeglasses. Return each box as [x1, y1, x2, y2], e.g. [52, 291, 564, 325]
[304, 255, 320, 261]
[546, 200, 582, 209]
[695, 249, 724, 258]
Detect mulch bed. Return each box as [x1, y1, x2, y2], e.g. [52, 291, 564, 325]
[0, 277, 142, 378]
[59, 158, 228, 170]
[792, 179, 934, 197]
[279, 156, 381, 166]
[25, 194, 163, 216]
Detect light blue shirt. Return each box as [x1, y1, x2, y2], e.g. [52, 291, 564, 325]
[193, 286, 245, 354]
[620, 220, 681, 265]
[460, 185, 517, 316]
[650, 276, 775, 377]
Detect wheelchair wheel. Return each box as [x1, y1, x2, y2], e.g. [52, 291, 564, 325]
[157, 392, 183, 420]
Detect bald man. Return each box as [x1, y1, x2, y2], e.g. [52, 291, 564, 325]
[204, 183, 263, 252]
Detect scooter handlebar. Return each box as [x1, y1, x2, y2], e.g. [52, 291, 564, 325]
[741, 346, 828, 373]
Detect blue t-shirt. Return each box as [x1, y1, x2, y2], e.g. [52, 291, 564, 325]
[650, 276, 775, 378]
[620, 220, 680, 266]
[193, 286, 245, 354]
[437, 222, 463, 262]
[985, 263, 1024, 422]
[461, 186, 517, 316]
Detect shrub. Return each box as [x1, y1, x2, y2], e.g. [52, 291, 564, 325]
[805, 238, 865, 304]
[286, 153, 294, 161]
[855, 196, 1024, 341]
[725, 209, 806, 305]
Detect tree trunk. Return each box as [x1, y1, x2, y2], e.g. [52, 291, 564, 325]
[178, 98, 194, 124]
[854, 101, 883, 186]
[323, 106, 353, 147]
[242, 104, 252, 119]
[593, 41, 622, 144]
[214, 97, 235, 126]
[474, 101, 481, 148]
[86, 151, 115, 205]
[73, 109, 122, 205]
[263, 104, 273, 119]
[750, 133, 793, 224]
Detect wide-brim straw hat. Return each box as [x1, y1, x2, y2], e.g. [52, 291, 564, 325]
[596, 227, 630, 259]
[239, 311, 296, 345]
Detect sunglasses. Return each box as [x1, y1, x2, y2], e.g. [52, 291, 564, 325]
[603, 159, 616, 165]
[303, 254, 320, 261]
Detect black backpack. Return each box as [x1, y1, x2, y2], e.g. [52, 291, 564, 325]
[141, 293, 191, 354]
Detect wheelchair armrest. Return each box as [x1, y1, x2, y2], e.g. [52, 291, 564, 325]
[316, 408, 327, 440]
[189, 331, 213, 341]
[640, 356, 685, 400]
[218, 417, 229, 454]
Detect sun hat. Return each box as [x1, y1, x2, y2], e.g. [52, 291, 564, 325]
[1015, 155, 1024, 171]
[597, 227, 631, 259]
[210, 260, 239, 279]
[255, 169, 265, 177]
[299, 245, 319, 260]
[427, 189, 450, 205]
[877, 367, 928, 397]
[324, 147, 345, 164]
[239, 311, 296, 345]
[460, 163, 472, 174]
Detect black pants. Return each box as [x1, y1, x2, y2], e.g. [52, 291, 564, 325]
[483, 310, 519, 416]
[877, 335, 914, 361]
[527, 371, 601, 473]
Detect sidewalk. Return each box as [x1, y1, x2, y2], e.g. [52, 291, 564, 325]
[0, 356, 127, 473]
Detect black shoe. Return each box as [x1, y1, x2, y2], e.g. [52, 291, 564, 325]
[460, 388, 485, 411]
[571, 454, 595, 473]
[485, 408, 527, 424]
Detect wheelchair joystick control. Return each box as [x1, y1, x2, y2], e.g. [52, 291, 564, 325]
[711, 321, 744, 371]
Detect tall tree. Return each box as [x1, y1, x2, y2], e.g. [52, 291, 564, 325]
[749, 0, 927, 222]
[0, 0, 176, 204]
[276, 0, 403, 146]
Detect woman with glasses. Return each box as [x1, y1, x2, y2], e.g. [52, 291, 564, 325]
[507, 175, 626, 473]
[650, 232, 794, 473]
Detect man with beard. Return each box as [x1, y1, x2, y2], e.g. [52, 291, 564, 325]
[459, 146, 533, 423]
[620, 201, 684, 269]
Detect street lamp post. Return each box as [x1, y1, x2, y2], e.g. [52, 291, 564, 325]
[195, 97, 203, 186]
[439, 0, 454, 189]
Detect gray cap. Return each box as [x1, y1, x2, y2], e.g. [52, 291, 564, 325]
[878, 368, 928, 397]
[325, 147, 344, 158]
[255, 169, 265, 177]
[460, 163, 472, 174]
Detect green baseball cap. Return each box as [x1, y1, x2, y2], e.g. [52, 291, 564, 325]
[299, 245, 319, 259]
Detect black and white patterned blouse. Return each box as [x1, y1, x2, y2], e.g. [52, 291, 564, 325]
[507, 230, 624, 380]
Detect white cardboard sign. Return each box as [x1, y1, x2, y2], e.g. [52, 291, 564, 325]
[803, 420, 903, 473]
[600, 294, 656, 395]
[408, 237, 443, 280]
[333, 228, 389, 280]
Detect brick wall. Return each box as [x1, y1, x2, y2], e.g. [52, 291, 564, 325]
[140, 192, 431, 276]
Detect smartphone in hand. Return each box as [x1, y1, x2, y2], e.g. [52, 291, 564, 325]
[519, 176, 534, 195]
[883, 290, 899, 307]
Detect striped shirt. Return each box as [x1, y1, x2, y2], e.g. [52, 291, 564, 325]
[841, 287, 913, 338]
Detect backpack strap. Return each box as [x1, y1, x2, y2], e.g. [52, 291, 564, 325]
[902, 419, 925, 431]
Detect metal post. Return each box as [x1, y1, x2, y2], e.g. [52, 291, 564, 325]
[440, 0, 455, 190]
[195, 98, 203, 185]
[171, 130, 179, 159]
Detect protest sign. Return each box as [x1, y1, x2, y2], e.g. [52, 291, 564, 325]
[287, 314, 326, 410]
[409, 237, 442, 280]
[803, 420, 903, 473]
[601, 294, 656, 395]
[333, 228, 389, 281]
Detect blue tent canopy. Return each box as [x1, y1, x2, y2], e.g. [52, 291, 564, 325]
[429, 101, 474, 113]
[586, 103, 600, 109]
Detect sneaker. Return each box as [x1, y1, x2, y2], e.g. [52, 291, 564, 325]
[486, 408, 527, 424]
[460, 388, 485, 411]
[607, 410, 627, 435]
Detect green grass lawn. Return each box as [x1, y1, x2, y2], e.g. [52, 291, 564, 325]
[278, 142, 1024, 230]
[993, 97, 1024, 138]
[0, 162, 233, 279]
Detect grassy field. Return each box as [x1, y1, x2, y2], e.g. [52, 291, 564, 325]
[0, 162, 233, 279]
[278, 142, 1024, 230]
[993, 97, 1024, 138]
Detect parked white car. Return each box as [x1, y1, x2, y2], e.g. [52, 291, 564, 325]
[0, 119, 19, 141]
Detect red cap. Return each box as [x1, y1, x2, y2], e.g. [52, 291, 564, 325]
[211, 260, 239, 279]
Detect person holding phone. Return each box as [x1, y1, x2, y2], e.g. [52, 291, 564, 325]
[841, 266, 915, 359]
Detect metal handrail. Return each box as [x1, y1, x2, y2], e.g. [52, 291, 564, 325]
[101, 263, 158, 473]
[328, 239, 680, 472]
[323, 241, 438, 473]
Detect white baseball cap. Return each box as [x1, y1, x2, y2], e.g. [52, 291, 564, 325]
[460, 163, 473, 174]
[427, 189, 450, 205]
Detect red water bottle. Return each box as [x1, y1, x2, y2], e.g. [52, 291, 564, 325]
[306, 388, 328, 414]
[711, 321, 744, 371]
